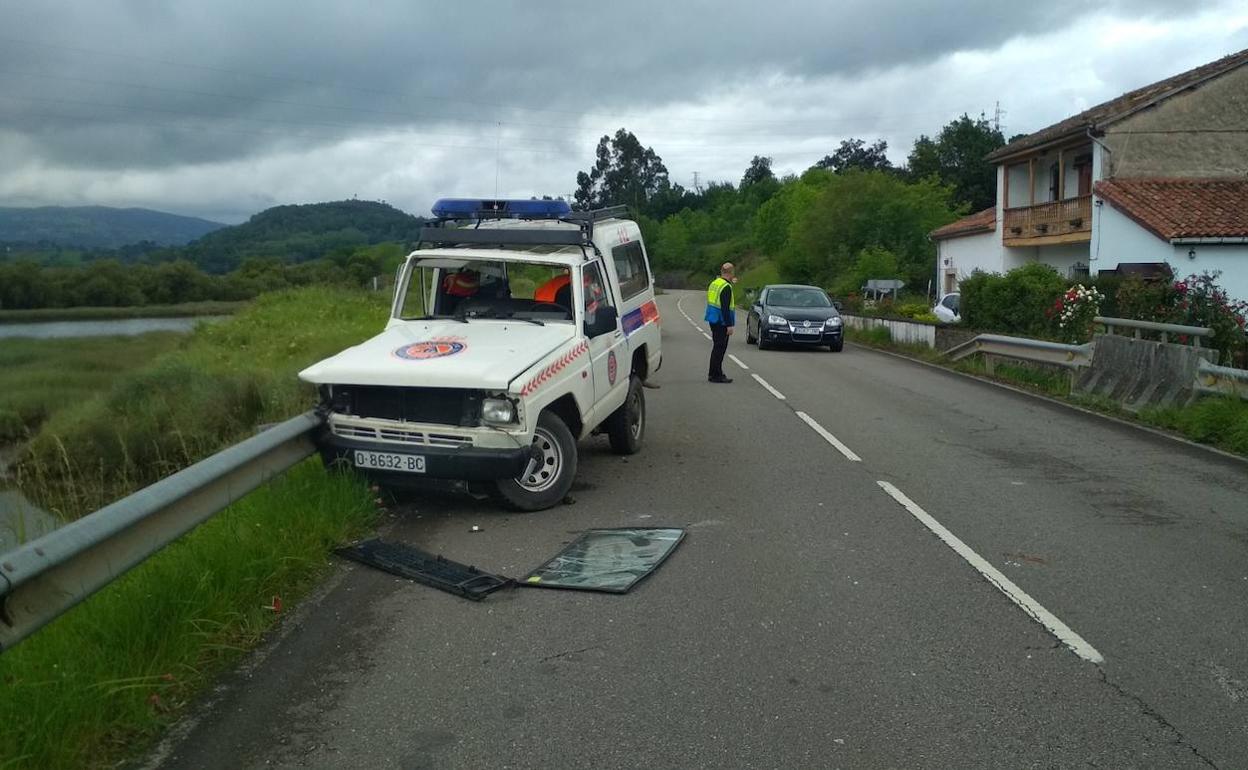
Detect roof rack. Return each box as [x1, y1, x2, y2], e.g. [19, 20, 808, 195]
[417, 204, 631, 251]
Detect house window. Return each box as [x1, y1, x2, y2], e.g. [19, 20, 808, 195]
[1049, 162, 1060, 202]
[1069, 262, 1090, 279]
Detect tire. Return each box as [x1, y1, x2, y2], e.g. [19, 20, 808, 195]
[494, 410, 578, 512]
[829, 338, 844, 352]
[745, 318, 757, 345]
[605, 375, 645, 455]
[758, 331, 772, 351]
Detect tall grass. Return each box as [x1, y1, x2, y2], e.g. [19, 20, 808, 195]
[1140, 397, 1248, 455]
[0, 461, 378, 770]
[14, 286, 388, 517]
[0, 333, 185, 443]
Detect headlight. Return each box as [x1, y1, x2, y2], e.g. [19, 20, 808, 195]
[482, 397, 516, 424]
[826, 317, 843, 327]
[767, 314, 788, 326]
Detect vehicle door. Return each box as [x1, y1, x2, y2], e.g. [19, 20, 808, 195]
[750, 288, 767, 337]
[580, 260, 627, 409]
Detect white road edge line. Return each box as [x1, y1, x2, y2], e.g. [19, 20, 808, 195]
[876, 481, 1104, 665]
[751, 374, 786, 400]
[795, 411, 861, 462]
[701, 332, 712, 341]
[728, 354, 750, 371]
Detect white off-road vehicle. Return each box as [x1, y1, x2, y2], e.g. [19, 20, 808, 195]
[298, 199, 662, 511]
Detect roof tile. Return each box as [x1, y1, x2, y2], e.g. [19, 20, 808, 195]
[1094, 178, 1248, 240]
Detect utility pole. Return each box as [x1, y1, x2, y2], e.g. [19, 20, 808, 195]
[993, 101, 1006, 134]
[692, 171, 702, 194]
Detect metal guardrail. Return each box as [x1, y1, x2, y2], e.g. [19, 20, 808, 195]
[944, 334, 1093, 370]
[0, 411, 323, 651]
[1195, 359, 1248, 400]
[1094, 316, 1212, 344]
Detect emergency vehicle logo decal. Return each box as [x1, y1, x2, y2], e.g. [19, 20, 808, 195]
[393, 339, 466, 360]
[622, 300, 661, 337]
[519, 341, 589, 396]
[607, 350, 618, 386]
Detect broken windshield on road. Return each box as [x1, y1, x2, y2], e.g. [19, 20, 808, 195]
[523, 528, 685, 593]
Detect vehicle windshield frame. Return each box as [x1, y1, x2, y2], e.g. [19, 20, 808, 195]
[397, 255, 581, 324]
[767, 287, 832, 309]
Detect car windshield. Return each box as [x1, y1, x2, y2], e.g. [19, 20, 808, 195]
[768, 288, 831, 308]
[400, 259, 576, 323]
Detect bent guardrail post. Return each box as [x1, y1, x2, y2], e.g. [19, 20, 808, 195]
[1195, 359, 1248, 400]
[0, 411, 323, 651]
[944, 334, 1093, 370]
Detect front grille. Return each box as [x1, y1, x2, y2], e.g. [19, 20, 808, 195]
[332, 422, 474, 448]
[331, 386, 480, 427]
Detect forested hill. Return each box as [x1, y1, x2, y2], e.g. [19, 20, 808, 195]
[0, 206, 225, 249]
[177, 200, 427, 273]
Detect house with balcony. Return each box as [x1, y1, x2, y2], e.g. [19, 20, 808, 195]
[934, 47, 1248, 301]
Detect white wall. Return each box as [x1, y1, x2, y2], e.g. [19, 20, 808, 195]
[1094, 202, 1248, 302]
[1178, 244, 1248, 303]
[936, 230, 1006, 291]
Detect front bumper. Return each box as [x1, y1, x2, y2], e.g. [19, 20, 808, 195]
[761, 326, 843, 344]
[316, 429, 531, 483]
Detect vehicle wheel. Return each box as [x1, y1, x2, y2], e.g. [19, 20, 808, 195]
[605, 375, 645, 455]
[494, 410, 578, 512]
[758, 331, 771, 351]
[745, 320, 757, 345]
[829, 338, 844, 352]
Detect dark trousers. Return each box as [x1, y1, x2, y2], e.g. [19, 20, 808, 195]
[709, 324, 729, 379]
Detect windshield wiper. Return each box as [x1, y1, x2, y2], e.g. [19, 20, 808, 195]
[500, 313, 544, 326]
[410, 314, 468, 323]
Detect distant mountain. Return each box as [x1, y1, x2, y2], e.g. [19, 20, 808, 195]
[0, 206, 226, 249]
[180, 200, 427, 273]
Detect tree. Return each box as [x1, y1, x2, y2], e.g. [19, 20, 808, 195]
[814, 138, 894, 174]
[787, 170, 959, 287]
[741, 156, 776, 187]
[906, 114, 1005, 211]
[574, 129, 670, 210]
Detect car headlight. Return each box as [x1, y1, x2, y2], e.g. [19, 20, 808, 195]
[826, 317, 843, 327]
[767, 314, 788, 326]
[482, 397, 517, 425]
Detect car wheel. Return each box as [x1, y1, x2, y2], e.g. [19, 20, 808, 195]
[494, 410, 578, 511]
[758, 331, 771, 350]
[605, 374, 645, 455]
[746, 320, 757, 345]
[829, 338, 844, 352]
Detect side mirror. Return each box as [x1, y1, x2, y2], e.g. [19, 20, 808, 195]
[585, 305, 619, 338]
[832, 300, 843, 311]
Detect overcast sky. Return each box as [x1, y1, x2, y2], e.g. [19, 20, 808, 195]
[1, 1, 1245, 224]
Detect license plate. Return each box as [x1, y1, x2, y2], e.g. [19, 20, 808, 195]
[795, 326, 822, 335]
[353, 450, 426, 473]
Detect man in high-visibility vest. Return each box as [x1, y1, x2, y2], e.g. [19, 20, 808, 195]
[704, 262, 737, 383]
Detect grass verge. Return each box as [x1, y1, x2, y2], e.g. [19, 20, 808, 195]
[0, 460, 378, 770]
[14, 286, 389, 517]
[0, 334, 185, 443]
[0, 301, 247, 324]
[846, 328, 1247, 458]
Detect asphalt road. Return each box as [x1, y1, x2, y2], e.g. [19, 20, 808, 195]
[153, 291, 1248, 770]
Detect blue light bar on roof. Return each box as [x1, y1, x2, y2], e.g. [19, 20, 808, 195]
[431, 198, 573, 219]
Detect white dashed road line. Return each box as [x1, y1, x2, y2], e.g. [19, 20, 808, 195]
[728, 354, 749, 371]
[751, 374, 786, 400]
[876, 481, 1104, 665]
[795, 411, 861, 462]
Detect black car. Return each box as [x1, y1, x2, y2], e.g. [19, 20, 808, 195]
[746, 284, 844, 352]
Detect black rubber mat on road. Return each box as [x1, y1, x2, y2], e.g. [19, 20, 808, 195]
[336, 538, 512, 601]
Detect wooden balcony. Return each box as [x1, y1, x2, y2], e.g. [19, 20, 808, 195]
[1003, 195, 1092, 246]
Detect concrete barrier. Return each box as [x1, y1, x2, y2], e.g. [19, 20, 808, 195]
[1074, 333, 1218, 410]
[841, 314, 936, 348]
